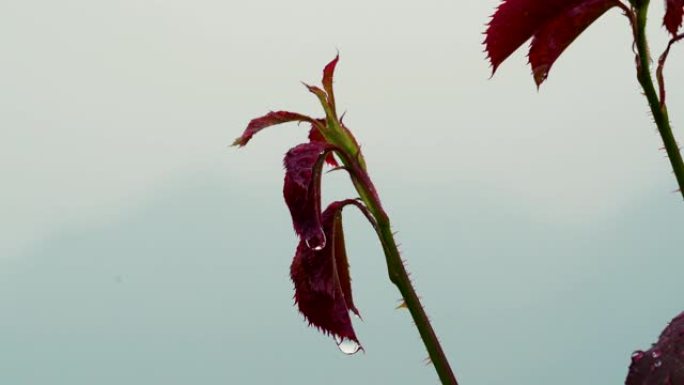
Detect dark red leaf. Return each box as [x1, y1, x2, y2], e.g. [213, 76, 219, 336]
[626, 311, 684, 385]
[484, 0, 584, 73]
[307, 123, 326, 142]
[529, 0, 618, 86]
[330, 207, 359, 318]
[233, 111, 316, 147]
[290, 199, 370, 351]
[308, 124, 339, 167]
[283, 142, 333, 250]
[664, 0, 684, 37]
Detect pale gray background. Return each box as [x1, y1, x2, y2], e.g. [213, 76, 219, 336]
[1, 0, 683, 384]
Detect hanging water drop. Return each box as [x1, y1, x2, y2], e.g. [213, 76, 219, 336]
[334, 336, 361, 355]
[652, 350, 662, 359]
[305, 231, 326, 251]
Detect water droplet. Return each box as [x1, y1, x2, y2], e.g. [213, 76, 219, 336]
[632, 351, 645, 361]
[652, 350, 662, 359]
[654, 360, 662, 368]
[305, 232, 326, 251]
[334, 336, 361, 355]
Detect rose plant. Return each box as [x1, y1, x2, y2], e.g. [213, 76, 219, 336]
[234, 0, 684, 383]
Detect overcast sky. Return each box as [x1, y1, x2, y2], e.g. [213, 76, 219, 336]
[2, 0, 683, 384]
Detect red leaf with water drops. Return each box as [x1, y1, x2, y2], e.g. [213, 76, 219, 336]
[484, 0, 622, 85]
[484, 0, 584, 73]
[232, 111, 318, 147]
[664, 0, 684, 37]
[290, 199, 371, 353]
[283, 142, 336, 250]
[626, 311, 684, 385]
[529, 0, 619, 86]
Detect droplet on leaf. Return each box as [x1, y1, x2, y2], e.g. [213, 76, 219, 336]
[632, 350, 645, 362]
[305, 231, 326, 251]
[335, 335, 361, 355]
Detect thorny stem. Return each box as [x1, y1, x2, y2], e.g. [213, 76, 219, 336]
[633, 1, 684, 200]
[375, 220, 459, 385]
[346, 160, 458, 385]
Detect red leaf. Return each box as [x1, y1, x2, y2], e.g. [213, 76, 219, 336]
[290, 199, 369, 351]
[664, 0, 684, 37]
[308, 124, 339, 167]
[322, 55, 339, 112]
[626, 311, 684, 385]
[330, 206, 359, 318]
[484, 0, 584, 73]
[529, 0, 618, 86]
[233, 111, 316, 147]
[283, 142, 334, 250]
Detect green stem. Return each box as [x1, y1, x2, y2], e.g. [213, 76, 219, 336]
[634, 2, 684, 200]
[376, 220, 459, 385]
[349, 163, 458, 385]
